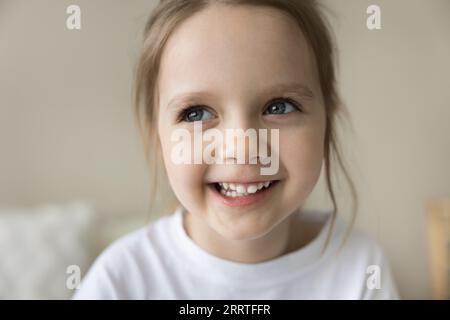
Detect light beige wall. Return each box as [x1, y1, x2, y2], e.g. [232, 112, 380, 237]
[0, 0, 155, 217]
[322, 0, 450, 299]
[1, 0, 449, 299]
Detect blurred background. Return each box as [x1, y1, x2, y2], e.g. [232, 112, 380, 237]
[0, 0, 449, 299]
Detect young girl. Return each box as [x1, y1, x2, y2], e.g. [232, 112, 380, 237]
[74, 0, 399, 299]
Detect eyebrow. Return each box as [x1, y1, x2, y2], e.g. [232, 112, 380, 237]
[165, 82, 315, 110]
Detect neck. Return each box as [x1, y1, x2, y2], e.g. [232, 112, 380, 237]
[183, 209, 304, 264]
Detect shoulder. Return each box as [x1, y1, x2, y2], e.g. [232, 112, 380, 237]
[333, 220, 388, 267]
[299, 210, 386, 260]
[73, 213, 174, 299]
[96, 213, 173, 263]
[326, 217, 400, 299]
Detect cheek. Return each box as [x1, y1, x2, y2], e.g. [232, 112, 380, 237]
[165, 163, 206, 208]
[158, 129, 208, 208]
[279, 125, 324, 198]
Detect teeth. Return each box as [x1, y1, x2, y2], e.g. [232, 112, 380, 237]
[247, 185, 258, 194]
[216, 181, 274, 197]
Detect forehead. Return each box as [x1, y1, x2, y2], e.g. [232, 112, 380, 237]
[158, 4, 319, 103]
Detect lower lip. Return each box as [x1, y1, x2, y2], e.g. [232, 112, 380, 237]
[208, 181, 279, 207]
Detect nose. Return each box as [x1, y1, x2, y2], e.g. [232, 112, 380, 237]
[219, 111, 265, 165]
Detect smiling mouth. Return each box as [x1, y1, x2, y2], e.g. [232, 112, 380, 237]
[212, 180, 278, 197]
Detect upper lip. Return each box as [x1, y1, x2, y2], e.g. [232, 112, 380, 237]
[208, 179, 280, 185]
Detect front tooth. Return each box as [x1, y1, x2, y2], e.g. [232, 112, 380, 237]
[257, 182, 264, 190]
[236, 185, 246, 193]
[247, 185, 258, 194]
[229, 183, 236, 191]
[264, 181, 270, 188]
[231, 191, 237, 197]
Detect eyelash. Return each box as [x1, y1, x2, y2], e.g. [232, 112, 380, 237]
[176, 97, 303, 123]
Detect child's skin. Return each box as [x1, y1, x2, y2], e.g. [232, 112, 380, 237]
[157, 4, 327, 263]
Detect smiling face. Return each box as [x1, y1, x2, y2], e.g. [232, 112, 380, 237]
[157, 4, 326, 241]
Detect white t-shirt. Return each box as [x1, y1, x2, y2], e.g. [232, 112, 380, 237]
[73, 206, 400, 299]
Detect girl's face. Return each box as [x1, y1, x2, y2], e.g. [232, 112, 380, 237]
[157, 4, 326, 241]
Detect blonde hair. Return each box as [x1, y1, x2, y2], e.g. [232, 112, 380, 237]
[133, 0, 358, 253]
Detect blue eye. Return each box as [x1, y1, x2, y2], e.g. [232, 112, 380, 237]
[181, 106, 215, 122]
[263, 98, 300, 115]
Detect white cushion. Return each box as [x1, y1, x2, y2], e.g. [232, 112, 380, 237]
[0, 201, 96, 299]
